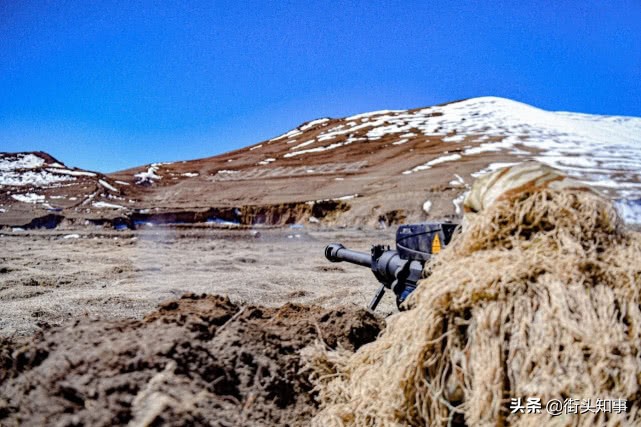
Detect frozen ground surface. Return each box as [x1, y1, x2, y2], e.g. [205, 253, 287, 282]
[0, 228, 397, 335]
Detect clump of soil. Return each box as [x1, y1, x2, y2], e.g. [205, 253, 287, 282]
[0, 293, 382, 426]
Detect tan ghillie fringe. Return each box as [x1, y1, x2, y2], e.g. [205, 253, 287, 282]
[306, 167, 641, 426]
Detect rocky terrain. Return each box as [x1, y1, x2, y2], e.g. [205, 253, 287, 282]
[2, 96, 641, 230]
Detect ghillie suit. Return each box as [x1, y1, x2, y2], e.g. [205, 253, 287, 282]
[306, 162, 641, 426]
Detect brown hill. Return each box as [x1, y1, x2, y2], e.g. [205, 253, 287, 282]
[0, 152, 125, 228]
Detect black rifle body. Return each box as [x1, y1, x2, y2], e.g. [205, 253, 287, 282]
[324, 222, 458, 311]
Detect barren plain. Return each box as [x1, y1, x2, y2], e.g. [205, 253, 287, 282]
[0, 227, 397, 336]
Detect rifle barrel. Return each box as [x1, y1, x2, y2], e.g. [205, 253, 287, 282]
[324, 243, 372, 268]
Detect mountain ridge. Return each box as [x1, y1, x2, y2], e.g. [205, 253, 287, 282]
[2, 96, 641, 228]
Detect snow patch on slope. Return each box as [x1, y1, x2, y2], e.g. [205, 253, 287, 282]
[1, 171, 76, 187]
[284, 136, 364, 158]
[93, 201, 124, 209]
[12, 193, 45, 204]
[50, 169, 96, 177]
[615, 199, 641, 224]
[0, 154, 86, 187]
[471, 162, 523, 178]
[0, 154, 45, 171]
[426, 97, 641, 192]
[270, 129, 302, 142]
[403, 154, 462, 174]
[299, 118, 330, 131]
[135, 163, 166, 184]
[257, 158, 276, 165]
[452, 192, 467, 215]
[99, 179, 118, 192]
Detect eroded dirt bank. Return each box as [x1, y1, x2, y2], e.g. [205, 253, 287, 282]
[0, 293, 383, 426]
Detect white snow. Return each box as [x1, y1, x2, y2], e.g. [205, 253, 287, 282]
[290, 140, 317, 150]
[308, 194, 359, 204]
[0, 170, 76, 187]
[284, 137, 363, 158]
[336, 194, 358, 201]
[134, 163, 164, 184]
[426, 97, 641, 190]
[271, 98, 641, 166]
[425, 153, 461, 166]
[269, 96, 641, 199]
[249, 144, 262, 151]
[106, 95, 632, 204]
[442, 134, 466, 143]
[0, 153, 45, 171]
[532, 155, 597, 169]
[615, 200, 641, 224]
[81, 192, 96, 206]
[181, 172, 199, 177]
[0, 154, 85, 187]
[11, 193, 45, 203]
[449, 174, 466, 187]
[471, 162, 523, 178]
[403, 154, 462, 174]
[462, 140, 516, 155]
[0, 208, 6, 213]
[50, 168, 96, 177]
[270, 129, 302, 142]
[452, 192, 468, 215]
[299, 118, 330, 131]
[115, 180, 130, 186]
[98, 179, 118, 192]
[63, 234, 80, 239]
[346, 109, 403, 120]
[93, 201, 124, 209]
[422, 200, 432, 214]
[257, 158, 276, 165]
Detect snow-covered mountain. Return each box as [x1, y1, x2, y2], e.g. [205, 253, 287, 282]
[0, 152, 124, 227]
[2, 97, 640, 228]
[266, 96, 641, 198]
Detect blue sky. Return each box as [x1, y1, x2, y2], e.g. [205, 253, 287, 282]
[1, 1, 640, 172]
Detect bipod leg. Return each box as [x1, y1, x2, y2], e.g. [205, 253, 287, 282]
[368, 284, 386, 311]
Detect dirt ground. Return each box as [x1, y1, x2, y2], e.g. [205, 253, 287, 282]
[0, 227, 397, 336]
[0, 293, 383, 426]
[0, 226, 396, 425]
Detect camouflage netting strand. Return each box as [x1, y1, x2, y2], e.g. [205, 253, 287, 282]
[305, 165, 641, 426]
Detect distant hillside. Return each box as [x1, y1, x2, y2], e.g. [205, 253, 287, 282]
[2, 97, 641, 228]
